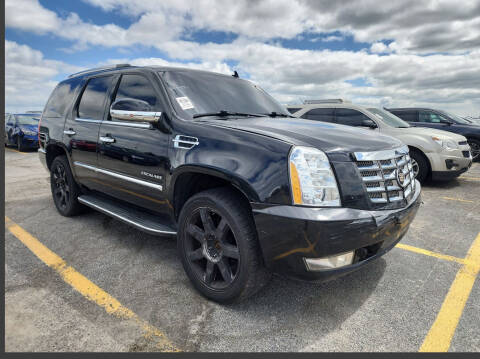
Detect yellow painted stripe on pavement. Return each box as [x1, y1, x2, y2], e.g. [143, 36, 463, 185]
[5, 148, 27, 155]
[441, 197, 475, 204]
[459, 176, 480, 181]
[396, 243, 466, 265]
[5, 216, 179, 352]
[419, 232, 480, 352]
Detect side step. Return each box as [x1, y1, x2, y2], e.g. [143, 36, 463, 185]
[78, 194, 177, 236]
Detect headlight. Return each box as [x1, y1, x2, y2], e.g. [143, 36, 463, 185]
[289, 146, 341, 207]
[431, 136, 458, 150]
[22, 129, 37, 136]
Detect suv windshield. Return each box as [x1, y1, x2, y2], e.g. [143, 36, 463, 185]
[160, 70, 290, 119]
[438, 110, 471, 124]
[367, 108, 410, 128]
[16, 115, 40, 126]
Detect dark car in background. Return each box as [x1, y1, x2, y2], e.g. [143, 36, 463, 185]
[5, 113, 40, 151]
[386, 108, 480, 161]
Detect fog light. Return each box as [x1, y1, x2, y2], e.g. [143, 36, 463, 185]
[304, 251, 354, 271]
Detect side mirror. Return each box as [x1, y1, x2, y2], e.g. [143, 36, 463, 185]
[110, 98, 161, 123]
[361, 119, 378, 129]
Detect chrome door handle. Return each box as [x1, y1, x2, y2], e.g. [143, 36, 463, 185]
[64, 129, 76, 136]
[99, 136, 115, 143]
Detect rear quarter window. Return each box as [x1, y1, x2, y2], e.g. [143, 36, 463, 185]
[43, 78, 82, 118]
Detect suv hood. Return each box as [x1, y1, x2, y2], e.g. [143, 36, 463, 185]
[390, 126, 467, 141]
[204, 117, 403, 154]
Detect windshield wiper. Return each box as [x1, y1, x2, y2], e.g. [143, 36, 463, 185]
[258, 112, 294, 118]
[193, 110, 264, 119]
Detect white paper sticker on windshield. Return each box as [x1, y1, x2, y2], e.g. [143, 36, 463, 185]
[176, 96, 194, 110]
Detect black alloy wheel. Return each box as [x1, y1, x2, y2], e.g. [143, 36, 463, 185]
[52, 161, 70, 212]
[178, 188, 270, 303]
[50, 155, 84, 216]
[184, 207, 240, 289]
[468, 139, 480, 161]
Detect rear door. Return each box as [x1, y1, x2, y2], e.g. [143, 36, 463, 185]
[96, 72, 171, 215]
[301, 108, 335, 122]
[64, 74, 116, 190]
[391, 110, 418, 125]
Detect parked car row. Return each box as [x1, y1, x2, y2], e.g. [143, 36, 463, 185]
[4, 113, 40, 151]
[287, 100, 476, 183]
[35, 65, 474, 302]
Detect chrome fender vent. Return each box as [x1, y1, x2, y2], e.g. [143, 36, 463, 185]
[172, 135, 199, 149]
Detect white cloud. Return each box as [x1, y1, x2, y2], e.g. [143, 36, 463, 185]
[5, 0, 480, 116]
[5, 41, 81, 112]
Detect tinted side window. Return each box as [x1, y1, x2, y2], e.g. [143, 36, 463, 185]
[392, 110, 417, 122]
[301, 108, 335, 122]
[287, 107, 301, 115]
[114, 74, 158, 108]
[78, 76, 113, 120]
[419, 111, 448, 123]
[44, 78, 82, 118]
[335, 108, 370, 126]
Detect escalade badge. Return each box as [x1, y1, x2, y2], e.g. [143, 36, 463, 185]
[397, 170, 405, 186]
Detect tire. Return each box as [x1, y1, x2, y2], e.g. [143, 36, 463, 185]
[50, 155, 84, 216]
[468, 138, 480, 162]
[410, 150, 429, 183]
[178, 187, 270, 303]
[17, 136, 25, 152]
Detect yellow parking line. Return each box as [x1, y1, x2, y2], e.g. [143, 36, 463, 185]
[440, 197, 475, 204]
[5, 148, 27, 155]
[395, 243, 466, 265]
[420, 232, 480, 352]
[459, 176, 480, 181]
[5, 216, 179, 352]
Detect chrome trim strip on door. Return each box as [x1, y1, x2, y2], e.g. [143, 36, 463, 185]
[75, 118, 102, 124]
[78, 196, 176, 235]
[74, 161, 163, 191]
[104, 121, 152, 129]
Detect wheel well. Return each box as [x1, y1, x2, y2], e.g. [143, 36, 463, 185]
[408, 146, 431, 174]
[173, 172, 251, 219]
[46, 144, 67, 170]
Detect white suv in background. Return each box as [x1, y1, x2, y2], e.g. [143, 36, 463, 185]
[288, 100, 473, 183]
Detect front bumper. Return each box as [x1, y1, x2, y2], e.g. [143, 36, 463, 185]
[252, 180, 421, 281]
[426, 147, 472, 177]
[21, 135, 39, 148]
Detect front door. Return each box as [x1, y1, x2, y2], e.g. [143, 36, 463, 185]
[96, 73, 171, 216]
[64, 74, 115, 190]
[417, 110, 452, 131]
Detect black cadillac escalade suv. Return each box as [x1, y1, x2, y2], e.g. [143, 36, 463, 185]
[38, 65, 421, 303]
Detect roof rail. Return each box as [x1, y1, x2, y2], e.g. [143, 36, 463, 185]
[68, 64, 131, 78]
[303, 99, 351, 104]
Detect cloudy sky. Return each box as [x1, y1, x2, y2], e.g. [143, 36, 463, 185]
[5, 0, 480, 115]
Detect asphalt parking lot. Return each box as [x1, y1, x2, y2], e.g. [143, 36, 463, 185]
[4, 147, 480, 352]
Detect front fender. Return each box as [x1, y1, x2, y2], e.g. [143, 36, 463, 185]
[168, 121, 293, 206]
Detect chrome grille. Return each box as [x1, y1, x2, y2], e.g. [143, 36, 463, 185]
[354, 146, 416, 204]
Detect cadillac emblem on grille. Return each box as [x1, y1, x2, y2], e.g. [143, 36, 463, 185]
[397, 169, 405, 186]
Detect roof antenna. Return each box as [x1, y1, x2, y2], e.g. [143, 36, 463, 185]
[232, 70, 239, 78]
